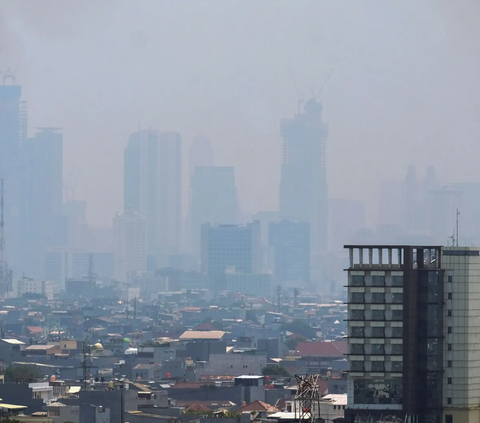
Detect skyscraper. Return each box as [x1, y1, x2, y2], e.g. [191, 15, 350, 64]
[269, 218, 310, 286]
[124, 130, 182, 265]
[113, 210, 146, 282]
[21, 128, 63, 277]
[0, 73, 22, 181]
[201, 221, 261, 289]
[279, 98, 328, 259]
[189, 166, 237, 255]
[189, 137, 214, 176]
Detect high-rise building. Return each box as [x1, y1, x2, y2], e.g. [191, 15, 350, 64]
[201, 222, 261, 289]
[189, 166, 237, 255]
[269, 218, 310, 286]
[21, 128, 63, 277]
[124, 130, 182, 265]
[0, 74, 22, 181]
[279, 98, 328, 260]
[113, 210, 146, 282]
[345, 244, 480, 423]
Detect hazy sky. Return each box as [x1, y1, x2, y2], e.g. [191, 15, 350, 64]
[1, 1, 479, 227]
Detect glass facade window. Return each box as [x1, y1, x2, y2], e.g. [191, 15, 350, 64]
[350, 344, 365, 354]
[371, 293, 385, 304]
[392, 276, 403, 287]
[392, 293, 403, 304]
[351, 292, 365, 303]
[371, 343, 385, 354]
[391, 344, 403, 354]
[372, 276, 385, 287]
[350, 309, 365, 320]
[371, 310, 385, 320]
[371, 361, 385, 372]
[371, 327, 385, 337]
[391, 361, 403, 372]
[352, 275, 365, 286]
[392, 310, 403, 320]
[351, 361, 364, 371]
[391, 327, 403, 337]
[351, 326, 364, 337]
[353, 379, 403, 405]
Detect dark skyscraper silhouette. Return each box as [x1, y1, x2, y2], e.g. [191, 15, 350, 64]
[279, 98, 328, 260]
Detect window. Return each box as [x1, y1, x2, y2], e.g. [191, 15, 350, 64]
[371, 327, 385, 337]
[371, 293, 385, 304]
[371, 343, 385, 354]
[371, 361, 384, 372]
[448, 310, 452, 317]
[350, 309, 365, 320]
[351, 292, 365, 303]
[391, 361, 403, 372]
[351, 327, 364, 337]
[448, 327, 452, 334]
[371, 310, 385, 320]
[352, 275, 365, 286]
[350, 361, 364, 371]
[448, 360, 452, 368]
[350, 344, 364, 354]
[448, 377, 452, 384]
[392, 276, 403, 287]
[372, 276, 385, 287]
[448, 275, 453, 283]
[392, 310, 403, 321]
[391, 327, 403, 337]
[447, 398, 452, 406]
[448, 293, 453, 300]
[392, 293, 403, 304]
[448, 344, 452, 351]
[391, 344, 403, 354]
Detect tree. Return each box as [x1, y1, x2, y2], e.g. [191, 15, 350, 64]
[5, 364, 43, 383]
[262, 364, 291, 377]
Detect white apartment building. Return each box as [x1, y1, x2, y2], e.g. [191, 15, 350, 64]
[16, 277, 54, 301]
[113, 210, 147, 282]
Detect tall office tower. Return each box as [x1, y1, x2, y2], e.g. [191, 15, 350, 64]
[280, 98, 328, 261]
[201, 221, 261, 289]
[269, 219, 310, 287]
[345, 245, 444, 423]
[0, 74, 23, 278]
[113, 210, 146, 282]
[124, 130, 182, 266]
[189, 137, 213, 176]
[189, 166, 237, 255]
[21, 128, 63, 277]
[346, 245, 480, 423]
[0, 73, 21, 181]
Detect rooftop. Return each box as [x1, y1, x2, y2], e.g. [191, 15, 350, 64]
[179, 330, 225, 340]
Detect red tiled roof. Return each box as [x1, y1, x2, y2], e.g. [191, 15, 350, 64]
[186, 403, 212, 413]
[26, 326, 42, 334]
[237, 400, 279, 413]
[194, 323, 217, 331]
[296, 340, 346, 357]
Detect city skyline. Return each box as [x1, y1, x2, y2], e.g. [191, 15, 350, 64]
[1, 1, 480, 227]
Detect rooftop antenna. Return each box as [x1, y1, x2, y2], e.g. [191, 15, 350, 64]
[456, 208, 460, 247]
[3, 68, 15, 85]
[82, 338, 92, 390]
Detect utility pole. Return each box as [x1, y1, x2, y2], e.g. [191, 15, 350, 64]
[82, 338, 92, 389]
